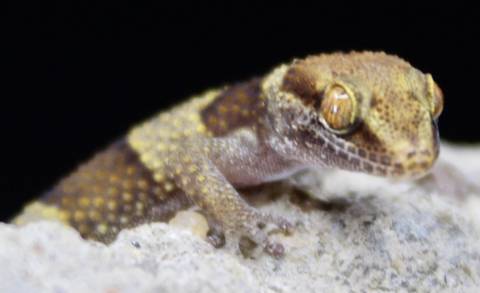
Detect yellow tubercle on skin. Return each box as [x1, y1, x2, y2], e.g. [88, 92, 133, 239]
[78, 197, 91, 207]
[13, 201, 70, 226]
[14, 138, 194, 243]
[96, 223, 108, 234]
[74, 210, 86, 222]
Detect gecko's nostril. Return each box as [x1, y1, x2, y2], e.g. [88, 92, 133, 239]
[406, 151, 416, 159]
[419, 149, 432, 157]
[386, 144, 439, 179]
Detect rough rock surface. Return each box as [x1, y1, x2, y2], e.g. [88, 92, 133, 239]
[1, 143, 480, 293]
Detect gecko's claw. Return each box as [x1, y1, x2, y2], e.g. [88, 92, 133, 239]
[206, 228, 226, 248]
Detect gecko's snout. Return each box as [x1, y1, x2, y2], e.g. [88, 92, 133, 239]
[388, 133, 440, 179]
[392, 149, 438, 179]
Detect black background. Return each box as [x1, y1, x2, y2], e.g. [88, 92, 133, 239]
[2, 1, 479, 220]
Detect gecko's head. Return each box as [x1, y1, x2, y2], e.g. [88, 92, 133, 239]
[264, 51, 443, 179]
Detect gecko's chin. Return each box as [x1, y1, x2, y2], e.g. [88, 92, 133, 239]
[348, 156, 436, 181]
[379, 159, 436, 181]
[383, 168, 432, 181]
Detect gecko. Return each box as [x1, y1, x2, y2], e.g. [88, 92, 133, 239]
[13, 51, 443, 256]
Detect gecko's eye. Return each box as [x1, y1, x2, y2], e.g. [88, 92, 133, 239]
[319, 83, 358, 133]
[426, 74, 444, 120]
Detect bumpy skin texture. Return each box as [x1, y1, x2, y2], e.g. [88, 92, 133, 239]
[14, 52, 443, 252]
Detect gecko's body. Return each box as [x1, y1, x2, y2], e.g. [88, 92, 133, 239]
[14, 52, 443, 253]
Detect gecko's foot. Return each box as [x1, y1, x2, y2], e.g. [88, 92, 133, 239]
[238, 211, 293, 258]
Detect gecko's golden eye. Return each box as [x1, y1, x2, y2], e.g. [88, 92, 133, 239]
[431, 82, 444, 120]
[319, 84, 358, 133]
[427, 74, 444, 120]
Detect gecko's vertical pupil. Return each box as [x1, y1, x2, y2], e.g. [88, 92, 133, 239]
[320, 84, 357, 132]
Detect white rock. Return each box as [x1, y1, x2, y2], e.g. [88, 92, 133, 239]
[1, 142, 480, 293]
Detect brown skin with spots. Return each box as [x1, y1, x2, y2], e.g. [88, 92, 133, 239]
[39, 140, 191, 243]
[14, 51, 443, 255]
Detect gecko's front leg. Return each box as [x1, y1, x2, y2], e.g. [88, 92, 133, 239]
[168, 135, 292, 256]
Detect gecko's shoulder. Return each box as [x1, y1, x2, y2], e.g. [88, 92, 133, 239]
[128, 77, 267, 161]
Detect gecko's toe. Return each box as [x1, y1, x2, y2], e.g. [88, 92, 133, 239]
[255, 213, 294, 236]
[274, 217, 294, 235]
[236, 211, 293, 258]
[264, 241, 285, 258]
[238, 235, 286, 258]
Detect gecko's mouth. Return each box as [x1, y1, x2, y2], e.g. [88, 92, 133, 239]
[329, 116, 441, 179]
[344, 144, 439, 180]
[308, 115, 440, 180]
[332, 134, 440, 180]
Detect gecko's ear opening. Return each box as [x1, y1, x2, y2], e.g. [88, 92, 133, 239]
[317, 83, 359, 134]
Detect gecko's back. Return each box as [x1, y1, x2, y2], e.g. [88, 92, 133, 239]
[13, 91, 219, 243]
